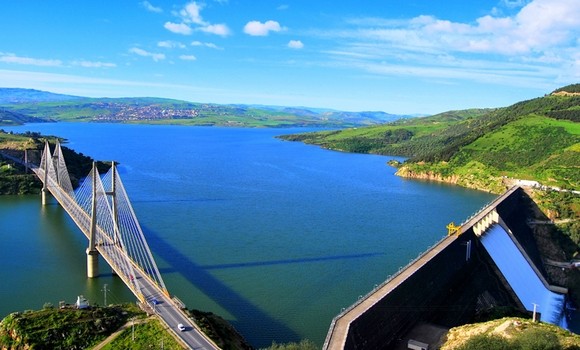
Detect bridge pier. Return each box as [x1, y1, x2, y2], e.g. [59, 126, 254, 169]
[41, 188, 49, 206]
[86, 248, 99, 278]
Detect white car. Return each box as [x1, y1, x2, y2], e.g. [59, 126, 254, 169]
[178, 323, 186, 331]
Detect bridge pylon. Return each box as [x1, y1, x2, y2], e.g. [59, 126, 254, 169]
[87, 162, 100, 278]
[41, 141, 50, 206]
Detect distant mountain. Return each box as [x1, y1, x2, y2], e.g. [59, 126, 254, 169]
[0, 88, 417, 127]
[0, 88, 81, 104]
[240, 103, 416, 122]
[319, 110, 415, 124]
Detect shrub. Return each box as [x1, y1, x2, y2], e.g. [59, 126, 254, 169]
[513, 328, 562, 350]
[456, 334, 512, 350]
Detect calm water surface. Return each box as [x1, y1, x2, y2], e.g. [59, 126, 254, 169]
[0, 123, 496, 347]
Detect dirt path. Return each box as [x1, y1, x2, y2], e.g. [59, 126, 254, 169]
[91, 318, 150, 350]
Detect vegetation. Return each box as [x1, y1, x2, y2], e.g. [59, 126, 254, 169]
[99, 318, 183, 350]
[278, 108, 494, 157]
[0, 130, 109, 195]
[553, 84, 580, 94]
[0, 304, 257, 350]
[0, 304, 144, 349]
[442, 317, 580, 350]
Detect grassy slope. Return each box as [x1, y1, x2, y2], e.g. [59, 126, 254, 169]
[456, 115, 579, 187]
[0, 304, 144, 349]
[99, 318, 184, 350]
[279, 108, 492, 155]
[441, 317, 580, 350]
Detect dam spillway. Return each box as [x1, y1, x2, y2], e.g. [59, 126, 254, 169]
[323, 186, 569, 350]
[480, 224, 566, 327]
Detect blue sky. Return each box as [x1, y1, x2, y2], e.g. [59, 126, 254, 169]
[0, 0, 579, 114]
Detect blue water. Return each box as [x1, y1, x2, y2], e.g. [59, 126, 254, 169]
[0, 123, 497, 347]
[480, 224, 567, 328]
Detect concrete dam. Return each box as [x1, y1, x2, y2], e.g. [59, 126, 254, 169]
[323, 186, 568, 350]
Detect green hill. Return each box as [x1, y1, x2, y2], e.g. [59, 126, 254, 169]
[0, 88, 412, 128]
[280, 85, 580, 192]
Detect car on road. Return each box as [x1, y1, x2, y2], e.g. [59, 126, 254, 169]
[151, 298, 159, 305]
[178, 323, 186, 331]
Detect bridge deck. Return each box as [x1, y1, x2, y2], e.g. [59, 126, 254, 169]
[4, 146, 221, 350]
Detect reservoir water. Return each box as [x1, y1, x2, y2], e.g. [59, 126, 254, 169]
[0, 123, 496, 347]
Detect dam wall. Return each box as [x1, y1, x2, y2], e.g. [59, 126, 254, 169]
[323, 187, 564, 350]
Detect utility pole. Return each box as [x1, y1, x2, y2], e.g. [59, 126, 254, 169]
[532, 303, 538, 322]
[102, 284, 109, 306]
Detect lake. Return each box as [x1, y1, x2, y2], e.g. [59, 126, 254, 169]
[0, 123, 496, 347]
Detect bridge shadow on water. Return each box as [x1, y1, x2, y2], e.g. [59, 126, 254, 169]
[142, 225, 384, 347]
[198, 252, 384, 270]
[141, 224, 300, 347]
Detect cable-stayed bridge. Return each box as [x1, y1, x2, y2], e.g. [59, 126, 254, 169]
[23, 141, 220, 350]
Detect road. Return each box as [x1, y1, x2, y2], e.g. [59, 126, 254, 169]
[26, 160, 220, 350]
[138, 273, 219, 350]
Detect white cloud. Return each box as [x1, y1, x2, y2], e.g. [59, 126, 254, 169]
[166, 2, 231, 37]
[72, 60, 117, 68]
[158, 40, 186, 49]
[288, 40, 304, 49]
[0, 53, 62, 67]
[311, 0, 580, 89]
[352, 0, 580, 56]
[129, 47, 165, 62]
[164, 22, 192, 35]
[180, 2, 206, 25]
[244, 20, 284, 36]
[179, 55, 197, 61]
[191, 41, 222, 49]
[141, 1, 162, 13]
[199, 24, 231, 37]
[501, 0, 530, 8]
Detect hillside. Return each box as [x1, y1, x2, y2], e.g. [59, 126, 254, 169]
[0, 130, 111, 194]
[278, 108, 494, 155]
[279, 85, 580, 192]
[0, 108, 49, 125]
[0, 88, 412, 128]
[441, 317, 580, 349]
[0, 304, 144, 349]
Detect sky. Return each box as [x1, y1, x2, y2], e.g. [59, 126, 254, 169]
[0, 0, 579, 115]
